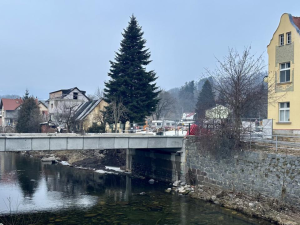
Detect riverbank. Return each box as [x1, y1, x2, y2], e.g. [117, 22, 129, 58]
[190, 184, 299, 225]
[24, 149, 126, 170]
[163, 180, 300, 225]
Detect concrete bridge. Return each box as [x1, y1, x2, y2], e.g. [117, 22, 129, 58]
[0, 134, 186, 182]
[0, 134, 183, 152]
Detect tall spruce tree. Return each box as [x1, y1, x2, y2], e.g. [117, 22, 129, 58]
[104, 15, 159, 123]
[179, 81, 196, 113]
[195, 80, 216, 120]
[16, 90, 41, 133]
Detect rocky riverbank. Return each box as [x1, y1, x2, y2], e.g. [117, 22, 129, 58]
[165, 180, 300, 225]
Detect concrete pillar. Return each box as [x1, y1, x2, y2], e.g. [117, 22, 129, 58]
[126, 149, 135, 172]
[180, 140, 187, 182]
[171, 153, 178, 182]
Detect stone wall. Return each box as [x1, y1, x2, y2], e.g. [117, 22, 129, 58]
[185, 136, 300, 208]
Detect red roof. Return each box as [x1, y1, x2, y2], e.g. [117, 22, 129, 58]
[293, 16, 300, 30]
[1, 98, 23, 110]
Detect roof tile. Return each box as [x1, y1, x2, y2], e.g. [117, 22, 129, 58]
[1, 98, 23, 110]
[293, 16, 300, 30]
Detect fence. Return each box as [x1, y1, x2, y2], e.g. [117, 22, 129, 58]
[243, 134, 300, 152]
[105, 122, 187, 136]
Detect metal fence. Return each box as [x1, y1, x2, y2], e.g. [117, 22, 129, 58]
[243, 134, 300, 152]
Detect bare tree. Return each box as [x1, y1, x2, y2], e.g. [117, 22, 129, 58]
[103, 98, 127, 133]
[111, 98, 127, 133]
[152, 90, 176, 120]
[94, 87, 104, 100]
[53, 101, 81, 132]
[87, 87, 104, 101]
[207, 47, 267, 144]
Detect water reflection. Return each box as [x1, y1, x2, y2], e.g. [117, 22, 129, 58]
[15, 154, 41, 198]
[0, 152, 270, 224]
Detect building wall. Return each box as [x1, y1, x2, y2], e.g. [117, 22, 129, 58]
[268, 14, 300, 131]
[38, 103, 48, 113]
[38, 103, 48, 122]
[49, 88, 89, 117]
[1, 109, 19, 126]
[1, 107, 4, 126]
[186, 136, 300, 208]
[49, 91, 62, 99]
[82, 100, 108, 131]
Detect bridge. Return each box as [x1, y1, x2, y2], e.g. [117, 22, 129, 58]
[0, 134, 185, 182]
[0, 134, 183, 151]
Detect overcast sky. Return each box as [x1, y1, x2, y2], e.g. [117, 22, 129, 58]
[0, 0, 299, 99]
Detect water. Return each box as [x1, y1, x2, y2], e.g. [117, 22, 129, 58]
[0, 152, 270, 225]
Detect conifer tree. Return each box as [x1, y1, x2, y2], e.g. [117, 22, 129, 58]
[104, 15, 159, 123]
[16, 90, 41, 133]
[195, 80, 216, 120]
[179, 81, 196, 113]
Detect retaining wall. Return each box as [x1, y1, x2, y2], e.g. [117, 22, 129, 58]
[186, 136, 300, 208]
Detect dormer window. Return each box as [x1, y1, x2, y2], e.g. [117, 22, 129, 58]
[279, 34, 284, 46]
[73, 92, 78, 99]
[287, 32, 291, 44]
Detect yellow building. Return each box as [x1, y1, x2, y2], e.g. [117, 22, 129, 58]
[267, 13, 300, 134]
[74, 99, 108, 131]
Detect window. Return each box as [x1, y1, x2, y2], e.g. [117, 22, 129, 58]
[279, 102, 290, 122]
[73, 92, 78, 99]
[51, 104, 53, 109]
[279, 34, 284, 46]
[287, 32, 291, 44]
[280, 62, 290, 83]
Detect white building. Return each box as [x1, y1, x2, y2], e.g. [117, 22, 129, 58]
[205, 105, 230, 119]
[48, 87, 89, 123]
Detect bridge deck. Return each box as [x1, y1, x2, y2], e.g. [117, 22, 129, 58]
[0, 134, 183, 151]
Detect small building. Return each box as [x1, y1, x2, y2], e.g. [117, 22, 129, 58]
[38, 101, 49, 122]
[48, 87, 89, 125]
[266, 13, 300, 134]
[0, 98, 22, 127]
[73, 99, 108, 132]
[40, 121, 57, 133]
[151, 120, 176, 128]
[181, 112, 196, 125]
[205, 104, 230, 119]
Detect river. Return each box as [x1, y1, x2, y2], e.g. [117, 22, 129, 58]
[0, 152, 270, 225]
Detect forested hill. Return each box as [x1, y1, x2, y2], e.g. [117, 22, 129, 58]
[0, 95, 20, 101]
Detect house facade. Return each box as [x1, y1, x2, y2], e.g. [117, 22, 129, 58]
[181, 112, 196, 125]
[0, 98, 22, 127]
[73, 99, 108, 131]
[267, 13, 300, 134]
[205, 104, 229, 119]
[38, 101, 49, 122]
[48, 87, 89, 123]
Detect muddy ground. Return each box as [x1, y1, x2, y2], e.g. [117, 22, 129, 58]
[25, 149, 126, 170]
